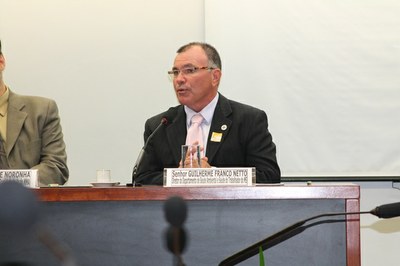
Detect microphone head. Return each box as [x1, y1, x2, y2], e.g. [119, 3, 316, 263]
[161, 117, 168, 125]
[164, 196, 187, 227]
[370, 202, 400, 219]
[164, 225, 187, 254]
[162, 107, 178, 126]
[0, 181, 39, 231]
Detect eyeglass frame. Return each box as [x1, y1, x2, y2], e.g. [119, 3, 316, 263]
[168, 66, 216, 80]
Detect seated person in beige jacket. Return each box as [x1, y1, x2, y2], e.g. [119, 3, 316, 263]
[0, 40, 68, 185]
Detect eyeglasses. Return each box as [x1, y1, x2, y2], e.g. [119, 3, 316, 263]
[168, 66, 215, 79]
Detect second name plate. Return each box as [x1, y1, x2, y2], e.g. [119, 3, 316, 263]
[163, 167, 255, 187]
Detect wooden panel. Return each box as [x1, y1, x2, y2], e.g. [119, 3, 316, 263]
[36, 184, 360, 202]
[32, 184, 360, 266]
[346, 198, 361, 266]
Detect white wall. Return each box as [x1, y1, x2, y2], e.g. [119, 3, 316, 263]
[1, 1, 399, 265]
[205, 0, 400, 178]
[359, 183, 400, 266]
[0, 0, 205, 185]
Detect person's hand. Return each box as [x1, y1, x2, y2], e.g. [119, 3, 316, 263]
[179, 156, 210, 168]
[179, 141, 211, 168]
[200, 157, 211, 168]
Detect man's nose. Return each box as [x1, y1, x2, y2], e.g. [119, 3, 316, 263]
[175, 72, 186, 84]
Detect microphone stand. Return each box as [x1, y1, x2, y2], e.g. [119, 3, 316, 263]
[37, 226, 77, 266]
[130, 148, 145, 187]
[128, 117, 168, 187]
[218, 210, 371, 266]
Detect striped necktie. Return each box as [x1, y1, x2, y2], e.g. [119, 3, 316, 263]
[0, 135, 9, 169]
[186, 113, 204, 152]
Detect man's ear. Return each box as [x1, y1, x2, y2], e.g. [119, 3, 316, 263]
[211, 69, 221, 85]
[0, 54, 5, 71]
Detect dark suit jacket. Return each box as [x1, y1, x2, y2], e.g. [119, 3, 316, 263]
[135, 93, 280, 185]
[3, 89, 69, 185]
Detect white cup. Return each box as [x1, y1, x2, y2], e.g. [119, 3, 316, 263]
[96, 169, 111, 182]
[181, 145, 201, 168]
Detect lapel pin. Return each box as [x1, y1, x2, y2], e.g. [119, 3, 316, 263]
[221, 125, 227, 131]
[211, 132, 223, 142]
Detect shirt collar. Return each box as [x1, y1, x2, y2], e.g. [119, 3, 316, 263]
[0, 86, 9, 117]
[184, 93, 219, 127]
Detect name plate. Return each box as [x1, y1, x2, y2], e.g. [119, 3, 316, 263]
[0, 169, 39, 188]
[163, 167, 255, 187]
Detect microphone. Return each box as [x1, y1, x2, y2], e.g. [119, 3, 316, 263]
[0, 181, 76, 266]
[0, 180, 39, 231]
[370, 202, 400, 218]
[219, 202, 400, 266]
[163, 196, 188, 266]
[130, 115, 169, 186]
[164, 196, 188, 227]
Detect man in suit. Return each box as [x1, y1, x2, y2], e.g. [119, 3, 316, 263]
[0, 40, 68, 185]
[135, 42, 280, 185]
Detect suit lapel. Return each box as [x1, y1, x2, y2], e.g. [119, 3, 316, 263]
[166, 106, 186, 164]
[206, 94, 232, 162]
[6, 93, 27, 155]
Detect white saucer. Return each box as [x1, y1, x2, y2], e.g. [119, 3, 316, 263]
[90, 182, 120, 188]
